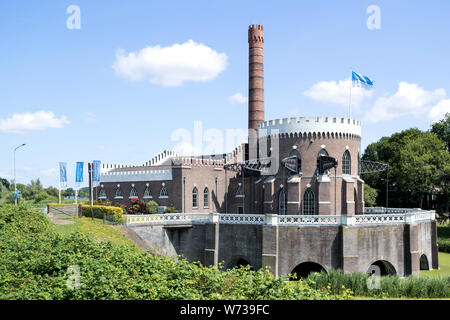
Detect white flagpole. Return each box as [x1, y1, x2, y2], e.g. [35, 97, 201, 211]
[349, 68, 352, 119]
[58, 163, 61, 204]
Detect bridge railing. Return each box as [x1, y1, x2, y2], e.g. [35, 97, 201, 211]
[125, 209, 435, 227]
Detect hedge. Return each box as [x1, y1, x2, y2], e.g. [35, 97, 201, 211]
[81, 204, 123, 221]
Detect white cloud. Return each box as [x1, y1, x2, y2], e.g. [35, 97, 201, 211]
[23, 166, 33, 172]
[429, 99, 450, 122]
[364, 82, 447, 123]
[227, 93, 248, 104]
[0, 111, 70, 134]
[113, 40, 227, 87]
[304, 79, 373, 109]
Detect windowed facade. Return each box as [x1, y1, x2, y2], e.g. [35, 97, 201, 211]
[143, 184, 152, 199]
[99, 184, 106, 199]
[192, 187, 198, 208]
[114, 185, 123, 199]
[302, 188, 316, 215]
[129, 185, 138, 199]
[159, 186, 168, 198]
[342, 150, 351, 175]
[279, 189, 287, 215]
[203, 187, 209, 208]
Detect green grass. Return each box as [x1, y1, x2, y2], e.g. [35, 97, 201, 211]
[421, 252, 450, 278]
[54, 217, 138, 248]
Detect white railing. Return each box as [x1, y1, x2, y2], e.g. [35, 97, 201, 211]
[354, 214, 406, 225]
[126, 213, 210, 226]
[364, 207, 418, 214]
[125, 210, 435, 227]
[278, 215, 340, 226]
[219, 214, 266, 225]
[412, 211, 435, 222]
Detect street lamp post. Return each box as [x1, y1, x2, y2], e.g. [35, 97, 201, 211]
[14, 143, 26, 205]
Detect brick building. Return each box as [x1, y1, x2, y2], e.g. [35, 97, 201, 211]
[96, 24, 365, 217]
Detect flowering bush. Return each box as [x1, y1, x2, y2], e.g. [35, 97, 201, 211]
[127, 198, 146, 214]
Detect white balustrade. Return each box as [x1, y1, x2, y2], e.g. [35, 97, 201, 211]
[278, 215, 340, 226]
[354, 214, 405, 225]
[219, 214, 266, 225]
[125, 210, 435, 226]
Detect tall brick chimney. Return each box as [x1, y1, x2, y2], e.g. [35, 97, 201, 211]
[248, 24, 264, 159]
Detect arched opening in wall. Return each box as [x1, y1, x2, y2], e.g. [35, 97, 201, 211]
[290, 262, 326, 280]
[420, 254, 429, 270]
[367, 260, 397, 276]
[229, 258, 254, 270]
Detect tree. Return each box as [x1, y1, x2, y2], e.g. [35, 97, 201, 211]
[431, 112, 450, 152]
[364, 184, 378, 207]
[45, 186, 59, 198]
[63, 188, 75, 197]
[0, 178, 10, 190]
[362, 127, 450, 211]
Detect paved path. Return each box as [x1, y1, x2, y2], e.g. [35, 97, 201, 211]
[47, 212, 74, 225]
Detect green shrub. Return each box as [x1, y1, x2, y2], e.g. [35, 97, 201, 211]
[145, 200, 159, 214]
[34, 191, 49, 203]
[81, 204, 123, 221]
[163, 206, 178, 213]
[0, 204, 350, 300]
[94, 199, 112, 206]
[438, 224, 450, 253]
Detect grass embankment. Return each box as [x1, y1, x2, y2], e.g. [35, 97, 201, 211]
[0, 204, 349, 300]
[54, 217, 137, 248]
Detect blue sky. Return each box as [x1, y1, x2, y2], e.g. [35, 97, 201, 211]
[1, 0, 449, 188]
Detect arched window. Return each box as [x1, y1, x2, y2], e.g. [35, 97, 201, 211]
[129, 185, 138, 199]
[302, 189, 316, 215]
[236, 183, 244, 198]
[342, 150, 351, 175]
[143, 184, 152, 199]
[159, 186, 168, 198]
[192, 187, 198, 208]
[203, 187, 209, 208]
[316, 149, 329, 175]
[115, 184, 123, 199]
[288, 149, 302, 176]
[99, 185, 107, 199]
[279, 189, 287, 215]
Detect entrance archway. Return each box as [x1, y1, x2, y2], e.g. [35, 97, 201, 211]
[367, 260, 396, 276]
[420, 254, 429, 270]
[290, 262, 326, 280]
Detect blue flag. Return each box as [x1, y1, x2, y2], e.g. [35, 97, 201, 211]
[76, 162, 84, 183]
[59, 162, 67, 187]
[92, 160, 101, 183]
[352, 71, 374, 89]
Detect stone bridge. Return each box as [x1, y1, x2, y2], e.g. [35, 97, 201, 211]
[125, 209, 438, 277]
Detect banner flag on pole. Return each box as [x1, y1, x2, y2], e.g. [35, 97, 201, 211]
[59, 162, 67, 188]
[352, 71, 374, 89]
[75, 161, 84, 184]
[92, 160, 101, 187]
